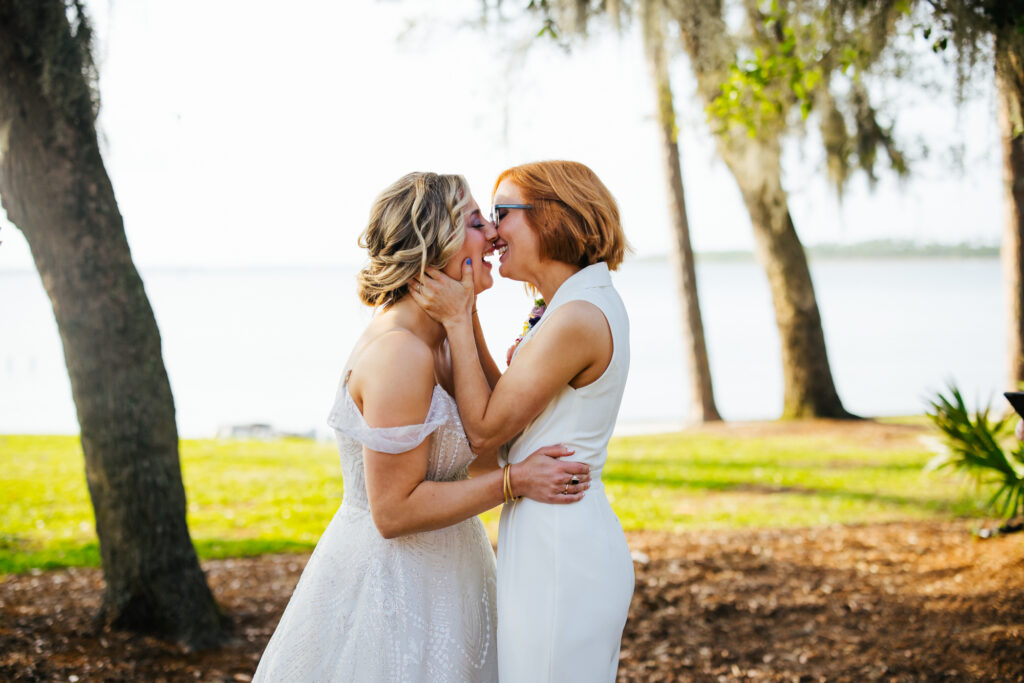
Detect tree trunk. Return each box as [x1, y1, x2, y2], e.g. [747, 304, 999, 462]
[641, 0, 721, 423]
[996, 32, 1024, 391]
[717, 137, 855, 419]
[0, 0, 228, 648]
[671, 1, 852, 420]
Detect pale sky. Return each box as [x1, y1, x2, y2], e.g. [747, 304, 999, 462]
[0, 0, 1003, 271]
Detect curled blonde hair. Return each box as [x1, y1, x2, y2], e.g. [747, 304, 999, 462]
[357, 172, 470, 307]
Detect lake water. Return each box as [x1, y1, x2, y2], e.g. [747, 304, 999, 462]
[0, 257, 1003, 437]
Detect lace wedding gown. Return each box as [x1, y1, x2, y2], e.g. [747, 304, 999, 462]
[253, 373, 498, 682]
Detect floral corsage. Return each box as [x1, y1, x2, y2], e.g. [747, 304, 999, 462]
[506, 297, 546, 366]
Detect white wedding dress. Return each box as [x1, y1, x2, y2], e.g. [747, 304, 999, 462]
[497, 263, 634, 682]
[253, 372, 498, 682]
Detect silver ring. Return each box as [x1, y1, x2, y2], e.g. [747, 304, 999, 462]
[570, 476, 580, 486]
[563, 482, 569, 495]
[417, 283, 422, 293]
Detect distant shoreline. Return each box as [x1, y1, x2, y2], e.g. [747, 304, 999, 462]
[609, 240, 997, 265]
[0, 241, 1002, 274]
[696, 241, 999, 262]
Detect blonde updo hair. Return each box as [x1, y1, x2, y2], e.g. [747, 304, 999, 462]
[357, 172, 470, 308]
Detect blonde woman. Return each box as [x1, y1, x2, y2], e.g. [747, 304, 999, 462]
[412, 161, 633, 682]
[253, 172, 589, 682]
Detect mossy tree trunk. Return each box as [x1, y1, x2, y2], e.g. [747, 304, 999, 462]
[641, 0, 721, 423]
[0, 0, 228, 648]
[672, 1, 855, 420]
[716, 136, 853, 419]
[997, 31, 1024, 391]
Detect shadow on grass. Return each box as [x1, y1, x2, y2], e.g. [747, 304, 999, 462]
[193, 538, 316, 560]
[0, 538, 318, 575]
[604, 471, 973, 516]
[0, 541, 101, 574]
[613, 456, 928, 474]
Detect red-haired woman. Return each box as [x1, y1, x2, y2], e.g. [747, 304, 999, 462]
[412, 160, 633, 682]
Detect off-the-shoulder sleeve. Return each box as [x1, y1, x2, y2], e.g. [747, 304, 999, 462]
[326, 383, 448, 454]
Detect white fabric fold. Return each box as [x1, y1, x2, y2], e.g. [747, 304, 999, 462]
[326, 382, 449, 454]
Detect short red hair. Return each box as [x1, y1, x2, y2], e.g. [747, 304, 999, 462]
[493, 160, 630, 271]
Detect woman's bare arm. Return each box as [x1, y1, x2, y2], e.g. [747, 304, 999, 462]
[412, 264, 612, 453]
[354, 331, 589, 539]
[447, 303, 610, 452]
[472, 311, 502, 390]
[467, 449, 500, 478]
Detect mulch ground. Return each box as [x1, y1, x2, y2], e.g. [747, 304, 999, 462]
[2, 520, 1022, 682]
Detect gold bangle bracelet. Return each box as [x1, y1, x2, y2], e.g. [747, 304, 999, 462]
[502, 465, 507, 504]
[504, 464, 519, 503]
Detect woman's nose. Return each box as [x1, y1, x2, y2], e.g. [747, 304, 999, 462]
[483, 220, 498, 241]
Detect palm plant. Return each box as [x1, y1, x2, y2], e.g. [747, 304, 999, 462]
[927, 386, 1024, 522]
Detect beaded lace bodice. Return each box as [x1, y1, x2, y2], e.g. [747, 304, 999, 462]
[254, 371, 498, 682]
[326, 376, 479, 505]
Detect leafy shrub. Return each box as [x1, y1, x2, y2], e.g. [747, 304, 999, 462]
[926, 387, 1024, 520]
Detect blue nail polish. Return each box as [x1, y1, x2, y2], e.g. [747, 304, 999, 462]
[466, 258, 472, 265]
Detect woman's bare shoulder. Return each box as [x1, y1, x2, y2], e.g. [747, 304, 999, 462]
[348, 328, 436, 426]
[541, 300, 610, 339]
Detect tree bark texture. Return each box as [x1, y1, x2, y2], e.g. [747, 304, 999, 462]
[672, 1, 853, 419]
[641, 0, 721, 422]
[717, 137, 854, 419]
[0, 0, 228, 648]
[997, 31, 1024, 391]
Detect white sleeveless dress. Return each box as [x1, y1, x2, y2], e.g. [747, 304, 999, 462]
[497, 263, 634, 682]
[253, 373, 498, 682]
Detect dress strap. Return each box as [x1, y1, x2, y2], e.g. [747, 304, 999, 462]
[327, 372, 449, 454]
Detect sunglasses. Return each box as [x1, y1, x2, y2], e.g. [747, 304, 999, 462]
[490, 203, 533, 227]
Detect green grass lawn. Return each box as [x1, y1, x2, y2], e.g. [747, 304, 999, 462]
[0, 424, 995, 574]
